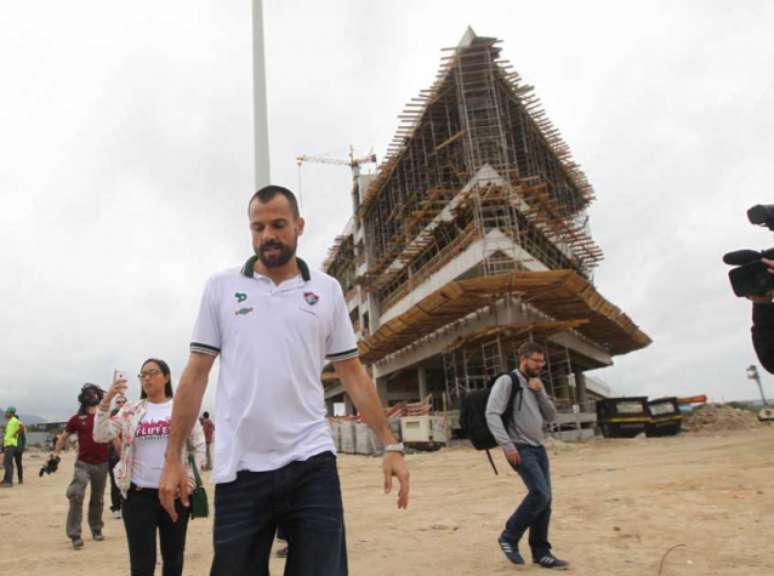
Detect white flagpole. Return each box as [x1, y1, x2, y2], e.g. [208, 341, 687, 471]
[252, 0, 270, 189]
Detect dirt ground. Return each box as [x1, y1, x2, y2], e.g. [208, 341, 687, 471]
[1, 427, 772, 575]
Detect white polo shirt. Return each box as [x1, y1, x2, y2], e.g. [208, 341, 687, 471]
[191, 256, 358, 483]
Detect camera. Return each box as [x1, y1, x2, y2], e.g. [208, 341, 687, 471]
[39, 454, 61, 477]
[723, 205, 774, 297]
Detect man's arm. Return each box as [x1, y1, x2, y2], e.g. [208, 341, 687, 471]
[53, 430, 71, 454]
[534, 384, 557, 422]
[333, 357, 409, 509]
[159, 352, 215, 521]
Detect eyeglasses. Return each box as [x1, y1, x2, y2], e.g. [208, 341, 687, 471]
[138, 368, 162, 380]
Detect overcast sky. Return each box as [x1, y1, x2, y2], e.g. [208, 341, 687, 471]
[2, 1, 773, 420]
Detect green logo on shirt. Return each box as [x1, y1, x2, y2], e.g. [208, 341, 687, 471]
[235, 292, 247, 303]
[235, 307, 254, 316]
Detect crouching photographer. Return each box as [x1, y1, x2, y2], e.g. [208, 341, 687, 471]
[724, 204, 774, 373]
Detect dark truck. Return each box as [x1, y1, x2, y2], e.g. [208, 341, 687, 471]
[645, 397, 683, 437]
[596, 396, 650, 438]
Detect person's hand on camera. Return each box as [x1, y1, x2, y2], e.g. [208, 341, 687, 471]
[747, 258, 774, 303]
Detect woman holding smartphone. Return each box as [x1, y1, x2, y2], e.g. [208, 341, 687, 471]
[94, 358, 205, 576]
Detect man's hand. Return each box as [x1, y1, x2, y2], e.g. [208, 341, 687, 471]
[526, 378, 542, 392]
[749, 292, 773, 304]
[334, 357, 412, 509]
[748, 259, 774, 303]
[159, 457, 188, 522]
[383, 452, 410, 509]
[504, 447, 521, 466]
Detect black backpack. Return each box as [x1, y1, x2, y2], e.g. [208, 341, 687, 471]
[460, 370, 522, 474]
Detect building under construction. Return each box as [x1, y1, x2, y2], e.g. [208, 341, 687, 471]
[321, 28, 651, 432]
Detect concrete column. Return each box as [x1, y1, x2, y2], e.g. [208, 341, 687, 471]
[375, 376, 389, 406]
[418, 366, 428, 400]
[574, 371, 588, 410]
[556, 374, 571, 401]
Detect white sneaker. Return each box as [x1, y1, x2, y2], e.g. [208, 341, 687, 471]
[112, 510, 122, 520]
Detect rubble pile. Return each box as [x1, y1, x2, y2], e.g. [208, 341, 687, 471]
[682, 403, 761, 432]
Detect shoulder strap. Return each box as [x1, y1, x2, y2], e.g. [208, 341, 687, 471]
[512, 369, 525, 411]
[502, 371, 521, 427]
[188, 453, 203, 488]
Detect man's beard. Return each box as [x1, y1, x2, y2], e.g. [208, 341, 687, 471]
[82, 392, 102, 406]
[522, 366, 541, 378]
[256, 238, 296, 268]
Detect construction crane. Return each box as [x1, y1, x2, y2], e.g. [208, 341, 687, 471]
[295, 146, 377, 208]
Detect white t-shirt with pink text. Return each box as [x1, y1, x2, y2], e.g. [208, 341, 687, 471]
[131, 400, 172, 489]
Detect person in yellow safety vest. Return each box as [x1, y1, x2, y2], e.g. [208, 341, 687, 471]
[2, 406, 23, 487]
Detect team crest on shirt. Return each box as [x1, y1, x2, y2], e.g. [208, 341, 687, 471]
[235, 292, 247, 303]
[303, 291, 319, 306]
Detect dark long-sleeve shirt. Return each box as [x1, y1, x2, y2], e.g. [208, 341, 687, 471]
[752, 302, 774, 374]
[485, 370, 556, 452]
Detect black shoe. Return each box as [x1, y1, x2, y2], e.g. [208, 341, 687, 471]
[93, 532, 105, 542]
[535, 553, 569, 570]
[72, 538, 84, 550]
[497, 536, 525, 565]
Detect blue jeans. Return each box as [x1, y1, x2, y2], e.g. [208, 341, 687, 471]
[210, 451, 347, 576]
[502, 444, 552, 559]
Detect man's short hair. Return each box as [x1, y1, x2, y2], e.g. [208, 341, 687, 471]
[248, 185, 300, 219]
[203, 411, 210, 419]
[518, 341, 545, 359]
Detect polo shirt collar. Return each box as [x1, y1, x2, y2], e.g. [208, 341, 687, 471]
[241, 255, 311, 282]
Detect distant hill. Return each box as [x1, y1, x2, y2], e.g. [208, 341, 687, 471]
[17, 413, 47, 425]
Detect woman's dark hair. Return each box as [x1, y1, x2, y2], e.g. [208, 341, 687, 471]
[140, 358, 174, 399]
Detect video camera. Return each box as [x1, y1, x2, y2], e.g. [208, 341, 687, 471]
[39, 454, 61, 477]
[723, 205, 774, 297]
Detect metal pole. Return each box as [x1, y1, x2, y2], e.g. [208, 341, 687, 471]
[748, 365, 769, 406]
[252, 0, 270, 189]
[755, 372, 769, 407]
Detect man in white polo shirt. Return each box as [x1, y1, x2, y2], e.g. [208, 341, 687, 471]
[159, 185, 409, 576]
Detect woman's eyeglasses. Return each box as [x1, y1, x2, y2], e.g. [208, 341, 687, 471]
[138, 368, 162, 380]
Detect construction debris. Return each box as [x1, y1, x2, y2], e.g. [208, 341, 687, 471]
[682, 404, 761, 432]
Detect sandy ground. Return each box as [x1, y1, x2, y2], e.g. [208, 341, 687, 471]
[1, 427, 772, 575]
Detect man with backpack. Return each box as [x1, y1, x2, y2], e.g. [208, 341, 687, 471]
[485, 341, 569, 570]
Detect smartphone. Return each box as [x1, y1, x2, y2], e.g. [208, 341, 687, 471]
[113, 369, 129, 399]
